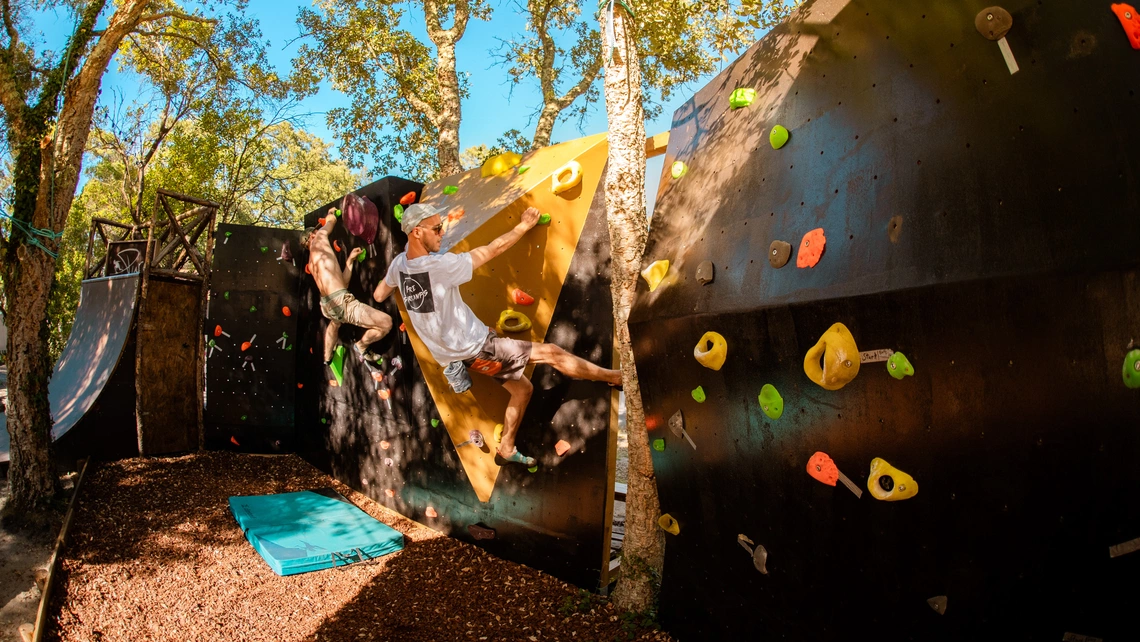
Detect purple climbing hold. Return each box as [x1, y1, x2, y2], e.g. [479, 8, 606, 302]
[341, 193, 379, 245]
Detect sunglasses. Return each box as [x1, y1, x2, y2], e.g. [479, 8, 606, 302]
[419, 222, 444, 234]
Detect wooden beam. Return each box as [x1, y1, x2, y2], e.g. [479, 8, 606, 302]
[645, 131, 670, 158]
[155, 188, 221, 209]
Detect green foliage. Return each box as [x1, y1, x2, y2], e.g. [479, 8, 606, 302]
[558, 589, 598, 616]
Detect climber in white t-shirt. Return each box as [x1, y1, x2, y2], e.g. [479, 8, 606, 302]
[374, 202, 621, 467]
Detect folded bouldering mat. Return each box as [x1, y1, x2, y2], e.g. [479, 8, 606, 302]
[228, 488, 404, 576]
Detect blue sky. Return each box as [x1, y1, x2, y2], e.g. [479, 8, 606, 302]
[39, 1, 747, 212]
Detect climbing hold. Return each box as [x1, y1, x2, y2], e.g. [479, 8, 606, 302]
[241, 341, 252, 351]
[282, 306, 291, 317]
[498, 310, 532, 333]
[975, 7, 1019, 74]
[797, 228, 826, 268]
[457, 430, 485, 448]
[297, 383, 303, 389]
[494, 424, 504, 442]
[768, 240, 792, 268]
[356, 248, 368, 262]
[538, 213, 552, 225]
[551, 160, 583, 194]
[468, 524, 496, 540]
[1124, 349, 1140, 388]
[329, 379, 338, 387]
[758, 384, 783, 419]
[729, 87, 756, 109]
[400, 191, 417, 205]
[803, 323, 860, 390]
[333, 240, 342, 253]
[691, 386, 706, 403]
[378, 388, 392, 409]
[887, 352, 915, 379]
[668, 410, 697, 450]
[318, 217, 326, 226]
[214, 325, 230, 338]
[652, 439, 665, 452]
[223, 291, 230, 300]
[231, 436, 241, 446]
[240, 415, 247, 421]
[695, 260, 714, 285]
[482, 151, 522, 177]
[383, 457, 394, 467]
[399, 322, 406, 332]
[867, 457, 919, 501]
[670, 161, 687, 179]
[528, 465, 538, 473]
[555, 439, 572, 456]
[330, 345, 346, 387]
[260, 246, 268, 254]
[1112, 4, 1140, 49]
[517, 165, 530, 174]
[384, 489, 395, 498]
[321, 418, 328, 424]
[224, 231, 232, 243]
[737, 534, 769, 574]
[425, 506, 438, 518]
[769, 125, 790, 149]
[391, 356, 402, 370]
[334, 208, 342, 217]
[658, 513, 681, 536]
[641, 260, 669, 292]
[807, 451, 863, 498]
[393, 204, 404, 222]
[249, 306, 257, 313]
[928, 596, 948, 615]
[304, 264, 311, 275]
[512, 289, 535, 305]
[694, 331, 727, 371]
[442, 185, 458, 195]
[431, 418, 441, 428]
[888, 215, 903, 243]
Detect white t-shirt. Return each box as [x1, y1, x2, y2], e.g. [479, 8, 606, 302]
[384, 252, 488, 364]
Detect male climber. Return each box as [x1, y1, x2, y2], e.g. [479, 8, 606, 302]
[302, 209, 393, 367]
[373, 203, 621, 466]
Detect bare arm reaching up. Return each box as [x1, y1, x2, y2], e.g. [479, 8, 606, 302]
[469, 206, 540, 270]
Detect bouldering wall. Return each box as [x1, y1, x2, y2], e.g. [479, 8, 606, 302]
[629, 0, 1140, 640]
[296, 153, 618, 589]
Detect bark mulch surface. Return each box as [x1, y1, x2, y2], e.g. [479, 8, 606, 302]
[49, 452, 669, 642]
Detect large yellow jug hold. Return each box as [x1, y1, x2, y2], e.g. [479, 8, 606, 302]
[694, 331, 728, 370]
[481, 151, 522, 177]
[640, 260, 669, 292]
[498, 310, 532, 333]
[803, 322, 860, 390]
[867, 457, 919, 501]
[551, 160, 583, 194]
[658, 513, 681, 535]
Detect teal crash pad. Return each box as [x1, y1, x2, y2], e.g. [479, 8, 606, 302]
[228, 489, 404, 576]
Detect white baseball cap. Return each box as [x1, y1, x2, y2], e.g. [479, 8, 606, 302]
[401, 203, 445, 234]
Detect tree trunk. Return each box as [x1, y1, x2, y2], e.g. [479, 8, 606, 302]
[601, 4, 664, 614]
[531, 103, 561, 150]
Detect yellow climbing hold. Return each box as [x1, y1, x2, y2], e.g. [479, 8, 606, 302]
[671, 160, 687, 179]
[658, 513, 681, 535]
[498, 309, 532, 333]
[551, 160, 583, 194]
[641, 260, 669, 292]
[481, 151, 522, 177]
[803, 323, 860, 390]
[867, 457, 919, 501]
[494, 423, 504, 442]
[694, 331, 728, 371]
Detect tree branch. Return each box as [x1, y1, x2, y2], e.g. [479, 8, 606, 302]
[137, 10, 217, 26]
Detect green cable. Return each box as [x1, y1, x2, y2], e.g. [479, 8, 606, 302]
[0, 212, 62, 258]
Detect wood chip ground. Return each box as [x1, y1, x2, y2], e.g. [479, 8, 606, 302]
[48, 452, 670, 642]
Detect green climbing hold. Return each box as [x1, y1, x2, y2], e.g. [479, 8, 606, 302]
[443, 185, 458, 195]
[517, 165, 530, 174]
[225, 231, 232, 238]
[758, 384, 784, 420]
[652, 439, 665, 452]
[208, 339, 216, 347]
[224, 291, 229, 300]
[431, 418, 441, 427]
[286, 344, 293, 351]
[334, 208, 342, 217]
[241, 415, 247, 421]
[356, 248, 368, 262]
[528, 465, 538, 473]
[1124, 349, 1140, 389]
[671, 160, 688, 179]
[692, 386, 706, 403]
[249, 306, 257, 313]
[394, 204, 404, 222]
[321, 418, 328, 424]
[330, 345, 346, 387]
[282, 332, 289, 338]
[769, 125, 790, 149]
[260, 246, 268, 253]
[887, 352, 915, 380]
[538, 213, 552, 225]
[729, 87, 756, 109]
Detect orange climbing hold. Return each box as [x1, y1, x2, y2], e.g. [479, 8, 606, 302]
[381, 440, 391, 450]
[512, 289, 535, 305]
[555, 440, 572, 456]
[797, 228, 826, 268]
[329, 379, 338, 387]
[384, 489, 395, 498]
[400, 322, 406, 332]
[333, 240, 342, 252]
[425, 506, 438, 518]
[371, 371, 384, 382]
[282, 306, 291, 317]
[230, 436, 240, 446]
[297, 383, 304, 389]
[807, 451, 840, 486]
[379, 389, 391, 400]
[304, 264, 311, 274]
[241, 342, 252, 351]
[1112, 3, 1140, 49]
[318, 217, 326, 226]
[400, 191, 417, 205]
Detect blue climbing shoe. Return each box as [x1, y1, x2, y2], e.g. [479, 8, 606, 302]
[498, 448, 536, 467]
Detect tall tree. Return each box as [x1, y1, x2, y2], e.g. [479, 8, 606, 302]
[0, 0, 237, 517]
[599, 0, 798, 614]
[295, 0, 490, 180]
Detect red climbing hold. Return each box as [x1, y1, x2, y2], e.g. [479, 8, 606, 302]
[425, 506, 438, 518]
[304, 263, 311, 275]
[400, 191, 417, 205]
[241, 342, 252, 351]
[645, 415, 660, 430]
[282, 306, 291, 317]
[213, 325, 224, 337]
[400, 322, 406, 332]
[447, 207, 466, 224]
[1112, 3, 1140, 48]
[806, 451, 840, 486]
[318, 217, 326, 226]
[333, 240, 342, 252]
[512, 289, 535, 305]
[797, 228, 826, 268]
[555, 439, 572, 456]
[230, 436, 240, 447]
[297, 383, 304, 389]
